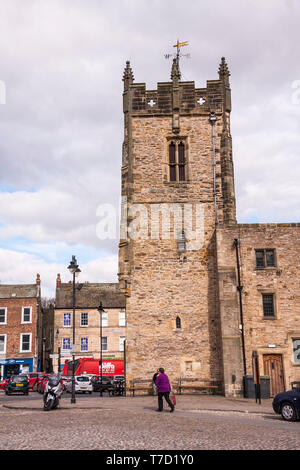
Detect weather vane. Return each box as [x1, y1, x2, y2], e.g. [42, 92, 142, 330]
[165, 39, 191, 69]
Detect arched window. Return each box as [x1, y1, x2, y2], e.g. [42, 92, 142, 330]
[168, 140, 186, 182]
[176, 316, 181, 329]
[178, 141, 185, 181]
[169, 141, 176, 181]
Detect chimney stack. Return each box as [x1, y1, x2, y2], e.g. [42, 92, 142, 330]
[56, 273, 61, 289]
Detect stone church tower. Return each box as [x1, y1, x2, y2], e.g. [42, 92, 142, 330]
[118, 57, 239, 393]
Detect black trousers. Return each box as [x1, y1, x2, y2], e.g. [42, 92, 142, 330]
[158, 392, 174, 411]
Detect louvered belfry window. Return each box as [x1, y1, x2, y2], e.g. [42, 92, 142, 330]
[169, 140, 186, 182]
[169, 141, 176, 181]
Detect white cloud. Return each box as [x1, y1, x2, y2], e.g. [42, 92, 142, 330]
[0, 248, 118, 298]
[0, 0, 299, 295]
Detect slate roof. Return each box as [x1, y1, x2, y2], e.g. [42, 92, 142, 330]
[0, 284, 39, 299]
[55, 282, 125, 309]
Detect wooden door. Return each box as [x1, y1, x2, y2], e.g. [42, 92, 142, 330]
[263, 355, 285, 397]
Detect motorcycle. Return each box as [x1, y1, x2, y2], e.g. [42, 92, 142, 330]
[43, 374, 63, 411]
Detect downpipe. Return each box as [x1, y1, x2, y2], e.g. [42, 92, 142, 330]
[233, 238, 247, 397]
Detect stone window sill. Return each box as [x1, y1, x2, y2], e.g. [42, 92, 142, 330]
[255, 267, 277, 272]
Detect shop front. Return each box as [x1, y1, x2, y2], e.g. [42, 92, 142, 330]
[0, 358, 34, 379]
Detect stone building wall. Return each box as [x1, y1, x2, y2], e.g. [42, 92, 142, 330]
[53, 307, 126, 362]
[217, 223, 300, 394]
[53, 280, 126, 372]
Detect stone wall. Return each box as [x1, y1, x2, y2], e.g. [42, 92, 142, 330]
[53, 307, 126, 371]
[217, 223, 300, 394]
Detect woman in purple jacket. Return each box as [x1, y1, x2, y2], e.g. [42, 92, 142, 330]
[155, 368, 174, 412]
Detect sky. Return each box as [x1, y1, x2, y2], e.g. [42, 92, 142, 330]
[0, 0, 299, 298]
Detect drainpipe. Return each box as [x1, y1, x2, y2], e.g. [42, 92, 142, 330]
[233, 239, 247, 389]
[209, 112, 218, 226]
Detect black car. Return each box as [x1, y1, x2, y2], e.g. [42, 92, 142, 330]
[112, 375, 125, 385]
[5, 375, 29, 395]
[272, 384, 300, 421]
[91, 375, 113, 393]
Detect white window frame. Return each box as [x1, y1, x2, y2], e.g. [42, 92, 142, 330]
[80, 337, 88, 352]
[119, 336, 125, 352]
[119, 310, 126, 327]
[62, 337, 71, 351]
[63, 313, 71, 327]
[102, 311, 108, 327]
[80, 312, 89, 327]
[101, 337, 108, 352]
[20, 333, 32, 353]
[0, 334, 7, 353]
[0, 307, 7, 325]
[22, 306, 32, 324]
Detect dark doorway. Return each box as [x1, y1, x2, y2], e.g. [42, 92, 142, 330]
[5, 364, 19, 378]
[263, 354, 285, 397]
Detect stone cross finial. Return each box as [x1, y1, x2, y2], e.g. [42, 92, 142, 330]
[171, 58, 181, 133]
[123, 61, 134, 90]
[171, 58, 181, 84]
[218, 57, 230, 85]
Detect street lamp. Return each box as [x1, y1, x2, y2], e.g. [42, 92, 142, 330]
[67, 255, 81, 404]
[97, 301, 105, 397]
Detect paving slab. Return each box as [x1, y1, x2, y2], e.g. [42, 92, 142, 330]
[0, 392, 274, 415]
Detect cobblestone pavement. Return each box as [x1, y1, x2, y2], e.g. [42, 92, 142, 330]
[0, 392, 299, 450]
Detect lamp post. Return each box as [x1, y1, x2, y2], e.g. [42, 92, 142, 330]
[97, 301, 105, 397]
[67, 255, 81, 404]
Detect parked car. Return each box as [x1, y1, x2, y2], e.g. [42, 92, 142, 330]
[5, 375, 29, 395]
[0, 378, 9, 390]
[34, 373, 48, 392]
[20, 372, 45, 390]
[272, 384, 300, 421]
[38, 375, 50, 394]
[112, 375, 125, 384]
[91, 375, 113, 393]
[65, 375, 93, 394]
[61, 375, 71, 392]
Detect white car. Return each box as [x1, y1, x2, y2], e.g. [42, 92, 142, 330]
[65, 375, 93, 394]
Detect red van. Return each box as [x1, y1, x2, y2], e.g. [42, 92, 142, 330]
[63, 358, 124, 377]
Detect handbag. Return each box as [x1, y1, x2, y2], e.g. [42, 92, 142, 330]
[169, 384, 176, 407]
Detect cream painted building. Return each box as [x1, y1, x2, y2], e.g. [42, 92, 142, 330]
[53, 275, 126, 373]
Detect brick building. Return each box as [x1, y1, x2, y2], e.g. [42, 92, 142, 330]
[53, 275, 126, 373]
[0, 274, 42, 378]
[118, 57, 300, 396]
